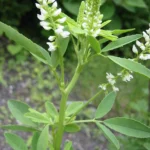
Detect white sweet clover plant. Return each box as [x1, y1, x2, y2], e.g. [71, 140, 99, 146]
[1, 0, 150, 150]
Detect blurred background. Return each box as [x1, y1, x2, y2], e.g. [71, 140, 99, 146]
[0, 0, 150, 149]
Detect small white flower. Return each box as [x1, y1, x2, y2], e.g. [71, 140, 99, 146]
[117, 72, 122, 76]
[99, 84, 107, 91]
[47, 42, 56, 51]
[143, 31, 149, 42]
[48, 36, 56, 41]
[52, 1, 57, 8]
[146, 29, 150, 35]
[35, 3, 41, 9]
[40, 21, 50, 26]
[122, 73, 133, 82]
[56, 25, 64, 30]
[60, 31, 70, 38]
[132, 45, 138, 54]
[48, 0, 55, 3]
[146, 54, 150, 59]
[57, 17, 67, 23]
[140, 54, 150, 60]
[136, 40, 142, 47]
[139, 54, 146, 60]
[112, 86, 119, 92]
[106, 73, 116, 85]
[40, 8, 47, 15]
[106, 73, 114, 79]
[82, 23, 87, 28]
[43, 0, 47, 5]
[140, 45, 146, 51]
[37, 14, 46, 20]
[40, 21, 51, 30]
[93, 29, 101, 37]
[53, 8, 61, 16]
[55, 28, 63, 34]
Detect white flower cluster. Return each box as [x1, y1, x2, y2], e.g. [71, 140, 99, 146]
[132, 23, 150, 60]
[99, 70, 133, 92]
[36, 0, 70, 51]
[82, 0, 103, 37]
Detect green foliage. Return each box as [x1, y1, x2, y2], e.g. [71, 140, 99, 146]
[37, 125, 49, 150]
[101, 34, 142, 52]
[1, 125, 38, 132]
[64, 124, 80, 133]
[0, 22, 51, 65]
[97, 123, 120, 150]
[95, 92, 116, 119]
[4, 133, 28, 150]
[66, 101, 84, 116]
[31, 132, 40, 150]
[108, 56, 150, 78]
[104, 117, 150, 138]
[7, 100, 36, 126]
[64, 140, 74, 150]
[88, 36, 101, 53]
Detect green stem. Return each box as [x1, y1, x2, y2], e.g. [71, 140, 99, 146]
[60, 57, 65, 86]
[65, 64, 82, 94]
[72, 119, 102, 124]
[55, 64, 83, 149]
[67, 90, 102, 123]
[55, 91, 68, 150]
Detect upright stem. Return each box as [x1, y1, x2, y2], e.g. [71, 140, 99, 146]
[65, 64, 82, 94]
[55, 91, 68, 150]
[55, 63, 82, 150]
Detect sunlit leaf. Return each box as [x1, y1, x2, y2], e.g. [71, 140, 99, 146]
[95, 92, 116, 119]
[97, 123, 120, 150]
[5, 133, 28, 150]
[104, 117, 150, 138]
[101, 34, 142, 52]
[37, 125, 49, 150]
[108, 56, 150, 78]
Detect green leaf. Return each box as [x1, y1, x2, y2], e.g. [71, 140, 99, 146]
[25, 108, 50, 124]
[101, 34, 142, 52]
[66, 101, 84, 116]
[144, 143, 150, 150]
[8, 100, 35, 126]
[95, 92, 116, 119]
[104, 117, 150, 138]
[68, 24, 85, 35]
[37, 125, 49, 150]
[108, 56, 150, 78]
[1, 125, 38, 132]
[96, 123, 120, 150]
[100, 30, 118, 41]
[51, 49, 60, 68]
[88, 36, 101, 53]
[45, 101, 58, 119]
[77, 1, 85, 24]
[100, 20, 112, 28]
[57, 36, 70, 56]
[31, 132, 40, 150]
[101, 3, 115, 20]
[0, 21, 51, 65]
[112, 29, 135, 35]
[5, 133, 28, 150]
[7, 44, 23, 55]
[64, 124, 80, 133]
[63, 1, 80, 15]
[126, 0, 147, 8]
[64, 140, 73, 150]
